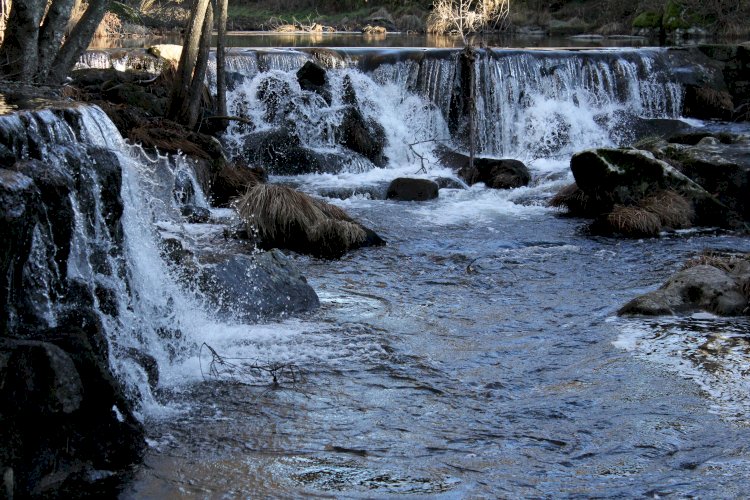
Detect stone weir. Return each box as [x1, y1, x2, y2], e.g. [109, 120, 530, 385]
[78, 45, 745, 163]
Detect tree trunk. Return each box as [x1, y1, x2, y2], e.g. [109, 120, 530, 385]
[47, 0, 112, 85]
[215, 0, 229, 130]
[182, 3, 214, 128]
[167, 0, 212, 121]
[0, 0, 45, 80]
[37, 0, 77, 80]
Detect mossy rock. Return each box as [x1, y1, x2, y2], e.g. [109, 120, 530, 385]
[632, 11, 662, 29]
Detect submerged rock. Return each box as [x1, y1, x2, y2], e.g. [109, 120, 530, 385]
[386, 177, 439, 201]
[336, 76, 388, 167]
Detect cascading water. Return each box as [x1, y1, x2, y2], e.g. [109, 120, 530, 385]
[221, 48, 683, 172]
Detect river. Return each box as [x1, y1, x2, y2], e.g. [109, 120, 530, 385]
[104, 44, 750, 498]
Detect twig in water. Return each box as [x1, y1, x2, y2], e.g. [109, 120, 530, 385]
[199, 342, 301, 387]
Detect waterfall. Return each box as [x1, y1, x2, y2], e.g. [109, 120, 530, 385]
[218, 48, 684, 171]
[0, 105, 212, 416]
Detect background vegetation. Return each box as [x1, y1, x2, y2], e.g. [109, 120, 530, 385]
[1, 0, 749, 40]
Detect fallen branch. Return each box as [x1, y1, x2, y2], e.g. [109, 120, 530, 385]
[199, 342, 301, 387]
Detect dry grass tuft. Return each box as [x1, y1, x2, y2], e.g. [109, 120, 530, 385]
[606, 205, 662, 237]
[639, 190, 693, 229]
[683, 250, 750, 273]
[235, 184, 322, 240]
[550, 183, 582, 208]
[234, 184, 366, 256]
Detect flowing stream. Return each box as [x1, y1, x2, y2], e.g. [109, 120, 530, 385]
[118, 48, 750, 498]
[14, 47, 750, 497]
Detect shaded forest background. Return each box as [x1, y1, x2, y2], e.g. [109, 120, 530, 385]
[121, 0, 750, 37]
[0, 0, 745, 39]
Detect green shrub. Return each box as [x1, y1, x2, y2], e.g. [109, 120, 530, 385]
[662, 0, 689, 30]
[632, 11, 662, 29]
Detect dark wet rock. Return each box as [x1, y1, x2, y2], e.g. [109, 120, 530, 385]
[296, 61, 331, 103]
[180, 204, 211, 223]
[86, 147, 125, 244]
[209, 162, 266, 207]
[0, 316, 145, 496]
[569, 147, 733, 228]
[337, 75, 388, 167]
[174, 168, 197, 205]
[619, 258, 750, 316]
[198, 251, 320, 321]
[297, 60, 327, 87]
[121, 347, 160, 390]
[435, 146, 530, 189]
[667, 131, 736, 145]
[387, 177, 439, 201]
[0, 169, 39, 333]
[695, 44, 750, 121]
[256, 75, 293, 124]
[460, 158, 532, 189]
[655, 137, 750, 222]
[0, 340, 83, 415]
[682, 84, 734, 121]
[627, 117, 694, 143]
[241, 128, 356, 176]
[0, 143, 15, 166]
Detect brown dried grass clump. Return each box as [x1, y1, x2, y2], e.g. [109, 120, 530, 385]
[683, 250, 750, 273]
[639, 190, 694, 229]
[549, 182, 599, 216]
[550, 183, 583, 208]
[234, 184, 366, 257]
[606, 205, 662, 237]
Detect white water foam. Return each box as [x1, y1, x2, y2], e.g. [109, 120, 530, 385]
[615, 316, 750, 425]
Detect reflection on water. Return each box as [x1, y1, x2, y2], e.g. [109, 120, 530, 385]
[88, 31, 654, 50]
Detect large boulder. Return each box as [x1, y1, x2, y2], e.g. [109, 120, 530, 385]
[386, 177, 439, 201]
[198, 251, 320, 321]
[619, 254, 750, 316]
[657, 136, 750, 222]
[0, 315, 145, 496]
[569, 147, 733, 228]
